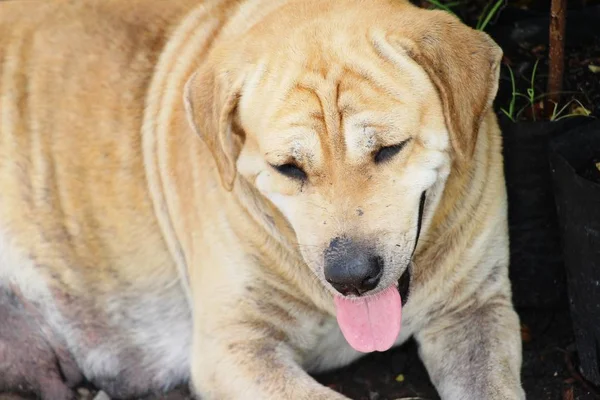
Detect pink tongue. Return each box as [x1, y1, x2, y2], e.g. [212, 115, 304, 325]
[334, 286, 402, 353]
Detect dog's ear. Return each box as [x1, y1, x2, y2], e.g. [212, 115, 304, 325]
[184, 65, 245, 191]
[385, 11, 502, 163]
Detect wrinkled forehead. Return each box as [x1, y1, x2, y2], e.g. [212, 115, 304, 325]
[237, 34, 441, 164]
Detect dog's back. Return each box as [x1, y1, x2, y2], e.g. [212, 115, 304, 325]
[0, 1, 199, 398]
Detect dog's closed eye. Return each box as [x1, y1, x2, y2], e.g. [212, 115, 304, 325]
[374, 140, 411, 164]
[271, 163, 307, 181]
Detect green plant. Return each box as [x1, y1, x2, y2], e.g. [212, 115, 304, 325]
[423, 0, 503, 31]
[549, 98, 592, 121]
[476, 0, 505, 31]
[500, 64, 518, 122]
[423, 0, 459, 16]
[515, 59, 540, 121]
[500, 60, 592, 122]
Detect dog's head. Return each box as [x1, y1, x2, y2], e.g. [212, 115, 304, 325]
[184, 0, 501, 349]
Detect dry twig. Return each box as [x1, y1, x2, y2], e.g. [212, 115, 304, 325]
[547, 0, 567, 105]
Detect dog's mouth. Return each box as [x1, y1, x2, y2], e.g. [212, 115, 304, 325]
[397, 266, 411, 307]
[333, 192, 424, 354]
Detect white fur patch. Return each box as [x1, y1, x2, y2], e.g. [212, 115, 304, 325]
[420, 128, 450, 152]
[81, 346, 122, 379]
[0, 226, 52, 302]
[256, 172, 296, 222]
[131, 287, 192, 388]
[302, 319, 364, 373]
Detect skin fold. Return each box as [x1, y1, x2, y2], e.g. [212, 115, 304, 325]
[0, 0, 525, 398]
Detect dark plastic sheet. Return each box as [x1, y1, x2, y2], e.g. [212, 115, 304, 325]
[550, 120, 600, 385]
[501, 117, 592, 308]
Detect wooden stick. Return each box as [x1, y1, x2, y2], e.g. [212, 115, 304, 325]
[547, 0, 567, 105]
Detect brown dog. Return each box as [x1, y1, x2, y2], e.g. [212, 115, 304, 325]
[0, 0, 525, 399]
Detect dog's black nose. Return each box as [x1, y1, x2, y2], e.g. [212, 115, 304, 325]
[324, 237, 383, 296]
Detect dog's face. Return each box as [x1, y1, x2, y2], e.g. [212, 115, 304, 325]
[236, 44, 450, 299]
[184, 0, 501, 301]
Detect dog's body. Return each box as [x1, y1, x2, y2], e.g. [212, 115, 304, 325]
[0, 0, 524, 399]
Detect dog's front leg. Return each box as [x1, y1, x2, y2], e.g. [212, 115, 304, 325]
[415, 295, 525, 400]
[190, 323, 349, 400]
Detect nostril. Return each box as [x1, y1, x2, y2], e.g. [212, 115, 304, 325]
[373, 256, 383, 270]
[358, 256, 383, 293]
